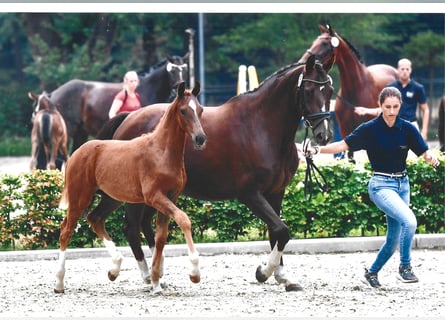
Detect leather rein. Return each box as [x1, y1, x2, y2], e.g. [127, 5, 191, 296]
[298, 74, 332, 200]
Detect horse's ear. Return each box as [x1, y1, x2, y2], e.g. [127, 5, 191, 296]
[327, 24, 335, 36]
[192, 81, 200, 97]
[323, 55, 335, 72]
[319, 24, 328, 33]
[166, 54, 173, 63]
[306, 54, 316, 72]
[28, 92, 37, 101]
[177, 82, 186, 98]
[182, 52, 190, 61]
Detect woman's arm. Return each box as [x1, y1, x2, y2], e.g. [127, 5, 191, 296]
[108, 99, 123, 119]
[308, 140, 349, 155]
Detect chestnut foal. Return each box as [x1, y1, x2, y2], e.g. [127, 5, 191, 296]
[54, 82, 206, 294]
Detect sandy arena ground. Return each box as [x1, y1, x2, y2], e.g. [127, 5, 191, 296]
[0, 250, 444, 318]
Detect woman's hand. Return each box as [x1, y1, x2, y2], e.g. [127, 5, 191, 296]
[423, 150, 440, 167]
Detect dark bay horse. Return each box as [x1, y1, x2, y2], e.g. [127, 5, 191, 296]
[299, 24, 398, 139]
[45, 54, 188, 158]
[54, 82, 206, 294]
[95, 55, 334, 292]
[28, 92, 69, 170]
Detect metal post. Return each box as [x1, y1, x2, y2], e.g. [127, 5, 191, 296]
[185, 28, 195, 88]
[198, 13, 205, 105]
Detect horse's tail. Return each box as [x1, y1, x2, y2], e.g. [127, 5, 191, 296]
[40, 112, 52, 146]
[95, 112, 130, 140]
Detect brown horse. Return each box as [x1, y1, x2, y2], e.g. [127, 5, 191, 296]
[299, 24, 398, 139]
[42, 54, 188, 163]
[28, 92, 69, 170]
[95, 55, 334, 292]
[54, 82, 206, 294]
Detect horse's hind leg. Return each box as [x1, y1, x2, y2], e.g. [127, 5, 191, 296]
[48, 141, 58, 170]
[123, 204, 156, 284]
[87, 194, 123, 281]
[30, 140, 40, 171]
[55, 189, 95, 293]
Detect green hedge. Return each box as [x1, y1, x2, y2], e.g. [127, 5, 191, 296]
[1, 154, 444, 250]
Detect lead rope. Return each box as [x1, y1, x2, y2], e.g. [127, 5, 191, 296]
[302, 124, 330, 200]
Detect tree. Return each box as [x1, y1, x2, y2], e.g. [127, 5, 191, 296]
[401, 30, 445, 101]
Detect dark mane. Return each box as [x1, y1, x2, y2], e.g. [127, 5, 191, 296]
[138, 60, 168, 78]
[240, 61, 305, 96]
[340, 34, 363, 64]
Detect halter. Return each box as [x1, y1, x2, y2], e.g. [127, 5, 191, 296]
[166, 62, 188, 102]
[297, 71, 332, 200]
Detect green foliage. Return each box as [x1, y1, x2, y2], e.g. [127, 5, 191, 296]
[0, 137, 31, 157]
[0, 170, 128, 249]
[15, 170, 65, 249]
[0, 155, 444, 251]
[0, 174, 22, 249]
[407, 155, 445, 233]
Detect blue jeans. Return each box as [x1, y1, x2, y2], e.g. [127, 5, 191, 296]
[368, 175, 417, 273]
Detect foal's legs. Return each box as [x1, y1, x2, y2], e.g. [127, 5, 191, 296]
[29, 139, 40, 171]
[87, 196, 123, 281]
[48, 140, 59, 170]
[55, 187, 96, 293]
[151, 194, 200, 293]
[151, 213, 169, 293]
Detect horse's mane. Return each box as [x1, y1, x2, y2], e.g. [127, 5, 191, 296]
[339, 33, 363, 64]
[239, 61, 305, 96]
[138, 55, 184, 78]
[137, 60, 169, 78]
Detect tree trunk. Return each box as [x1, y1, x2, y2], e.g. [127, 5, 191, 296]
[20, 13, 62, 58]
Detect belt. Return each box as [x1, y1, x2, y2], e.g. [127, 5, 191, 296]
[373, 170, 407, 178]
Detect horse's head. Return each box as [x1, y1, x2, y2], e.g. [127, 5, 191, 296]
[174, 81, 206, 150]
[166, 54, 189, 88]
[298, 55, 334, 145]
[28, 91, 55, 120]
[298, 24, 339, 72]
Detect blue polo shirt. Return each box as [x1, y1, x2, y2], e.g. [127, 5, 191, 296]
[387, 79, 427, 122]
[345, 114, 428, 173]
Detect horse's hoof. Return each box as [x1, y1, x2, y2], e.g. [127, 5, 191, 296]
[285, 283, 304, 292]
[54, 288, 65, 294]
[108, 271, 118, 282]
[189, 274, 201, 283]
[143, 276, 151, 285]
[255, 265, 268, 283]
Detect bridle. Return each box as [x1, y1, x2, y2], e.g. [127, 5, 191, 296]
[306, 33, 358, 111]
[297, 70, 332, 200]
[297, 71, 333, 130]
[305, 35, 339, 64]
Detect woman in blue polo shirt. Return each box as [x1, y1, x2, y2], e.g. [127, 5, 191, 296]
[307, 86, 439, 288]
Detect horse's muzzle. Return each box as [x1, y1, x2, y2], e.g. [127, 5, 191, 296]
[193, 134, 207, 150]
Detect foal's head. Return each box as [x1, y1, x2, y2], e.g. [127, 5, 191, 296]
[28, 91, 57, 119]
[174, 82, 206, 150]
